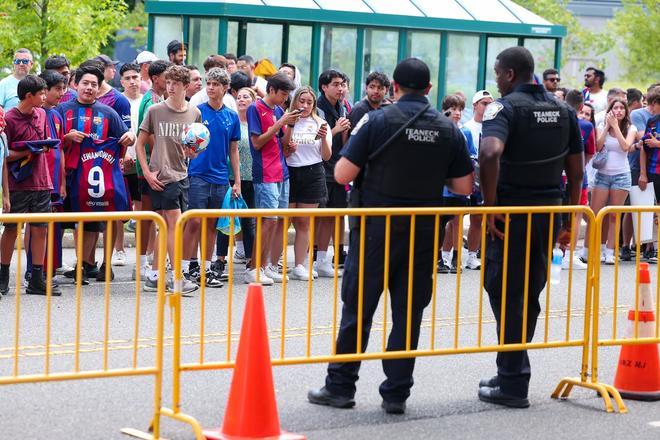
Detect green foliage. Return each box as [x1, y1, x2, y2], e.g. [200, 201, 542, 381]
[512, 0, 612, 66]
[609, 0, 660, 83]
[0, 0, 128, 69]
[116, 0, 148, 50]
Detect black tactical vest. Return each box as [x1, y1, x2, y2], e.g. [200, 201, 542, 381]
[360, 104, 456, 206]
[499, 91, 570, 196]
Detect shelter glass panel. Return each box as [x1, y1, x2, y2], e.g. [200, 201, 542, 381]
[246, 22, 283, 66]
[485, 37, 518, 96]
[314, 0, 372, 12]
[320, 25, 357, 101]
[362, 29, 398, 97]
[412, 0, 473, 19]
[408, 31, 440, 108]
[445, 33, 479, 101]
[287, 25, 313, 86]
[459, 0, 519, 23]
[227, 21, 239, 55]
[153, 15, 183, 60]
[524, 38, 556, 74]
[188, 17, 220, 68]
[364, 0, 424, 16]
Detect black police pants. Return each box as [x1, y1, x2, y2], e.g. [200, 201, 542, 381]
[484, 213, 558, 398]
[325, 217, 435, 403]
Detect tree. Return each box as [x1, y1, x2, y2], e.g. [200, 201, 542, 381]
[512, 0, 611, 67]
[0, 0, 128, 69]
[608, 0, 660, 83]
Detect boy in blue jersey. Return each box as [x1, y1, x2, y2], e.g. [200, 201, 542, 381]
[182, 68, 241, 287]
[57, 64, 133, 283]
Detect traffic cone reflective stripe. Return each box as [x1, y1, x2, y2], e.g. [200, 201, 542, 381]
[203, 283, 306, 440]
[613, 263, 660, 401]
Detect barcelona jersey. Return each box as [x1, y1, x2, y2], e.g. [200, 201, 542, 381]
[69, 137, 129, 212]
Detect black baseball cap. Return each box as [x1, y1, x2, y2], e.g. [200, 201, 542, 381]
[94, 54, 119, 66]
[393, 58, 430, 90]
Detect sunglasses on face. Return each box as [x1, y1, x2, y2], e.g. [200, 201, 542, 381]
[13, 59, 31, 65]
[547, 77, 560, 82]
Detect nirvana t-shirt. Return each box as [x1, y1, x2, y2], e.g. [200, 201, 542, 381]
[139, 101, 201, 184]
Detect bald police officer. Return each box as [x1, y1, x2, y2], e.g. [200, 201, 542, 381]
[478, 47, 584, 408]
[308, 58, 474, 414]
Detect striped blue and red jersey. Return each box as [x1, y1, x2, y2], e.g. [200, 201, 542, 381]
[56, 100, 128, 171]
[98, 87, 132, 130]
[643, 115, 660, 175]
[247, 99, 288, 184]
[69, 137, 129, 212]
[578, 118, 596, 189]
[44, 107, 65, 202]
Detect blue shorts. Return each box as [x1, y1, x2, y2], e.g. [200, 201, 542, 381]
[188, 176, 229, 210]
[593, 172, 631, 191]
[254, 180, 289, 218]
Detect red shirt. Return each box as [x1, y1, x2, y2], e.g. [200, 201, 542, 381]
[4, 107, 53, 191]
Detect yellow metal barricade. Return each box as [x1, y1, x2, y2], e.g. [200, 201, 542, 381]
[160, 206, 600, 438]
[0, 211, 168, 439]
[576, 206, 660, 414]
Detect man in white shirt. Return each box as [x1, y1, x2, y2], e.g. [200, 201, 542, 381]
[0, 48, 33, 110]
[583, 67, 608, 114]
[463, 90, 493, 270]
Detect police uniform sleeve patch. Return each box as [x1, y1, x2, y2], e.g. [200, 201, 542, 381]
[351, 113, 369, 136]
[483, 102, 504, 122]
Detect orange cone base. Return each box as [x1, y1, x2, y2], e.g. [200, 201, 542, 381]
[614, 343, 660, 400]
[203, 428, 307, 440]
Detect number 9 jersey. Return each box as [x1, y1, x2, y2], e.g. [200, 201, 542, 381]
[69, 137, 130, 212]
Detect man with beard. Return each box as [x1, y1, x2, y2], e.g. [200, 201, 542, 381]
[348, 72, 391, 139]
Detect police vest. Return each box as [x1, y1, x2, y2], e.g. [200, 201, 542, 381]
[499, 92, 570, 193]
[360, 104, 455, 205]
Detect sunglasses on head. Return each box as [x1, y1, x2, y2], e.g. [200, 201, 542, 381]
[13, 59, 30, 65]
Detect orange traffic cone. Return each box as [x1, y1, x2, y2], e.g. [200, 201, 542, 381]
[613, 262, 660, 400]
[203, 283, 306, 440]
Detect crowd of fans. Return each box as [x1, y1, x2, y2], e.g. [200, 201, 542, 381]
[0, 41, 657, 296]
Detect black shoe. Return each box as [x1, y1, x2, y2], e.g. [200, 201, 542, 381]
[0, 268, 10, 295]
[307, 387, 355, 409]
[26, 270, 62, 296]
[478, 376, 499, 388]
[211, 259, 228, 281]
[63, 264, 90, 285]
[478, 386, 529, 408]
[96, 263, 115, 282]
[381, 400, 406, 414]
[338, 250, 347, 269]
[620, 246, 632, 262]
[437, 261, 451, 274]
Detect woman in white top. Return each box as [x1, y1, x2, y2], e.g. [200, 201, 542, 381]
[582, 98, 637, 264]
[282, 86, 332, 280]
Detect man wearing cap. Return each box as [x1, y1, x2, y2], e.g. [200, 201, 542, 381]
[461, 90, 493, 270]
[478, 46, 583, 408]
[95, 54, 119, 85]
[308, 58, 474, 414]
[135, 51, 158, 94]
[167, 40, 187, 66]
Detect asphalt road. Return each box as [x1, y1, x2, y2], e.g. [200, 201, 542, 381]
[1, 246, 660, 440]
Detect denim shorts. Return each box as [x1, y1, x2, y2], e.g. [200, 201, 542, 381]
[593, 171, 631, 191]
[188, 176, 229, 210]
[254, 180, 289, 218]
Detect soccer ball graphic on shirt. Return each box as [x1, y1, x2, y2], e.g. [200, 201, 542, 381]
[182, 122, 210, 153]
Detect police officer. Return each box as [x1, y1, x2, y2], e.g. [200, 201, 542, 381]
[478, 47, 584, 408]
[307, 58, 474, 414]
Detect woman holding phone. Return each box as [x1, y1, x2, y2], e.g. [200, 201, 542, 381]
[282, 86, 332, 280]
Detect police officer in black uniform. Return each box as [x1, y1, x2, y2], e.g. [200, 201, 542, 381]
[307, 58, 474, 414]
[478, 47, 584, 408]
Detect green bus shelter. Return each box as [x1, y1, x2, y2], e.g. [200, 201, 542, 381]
[145, 0, 565, 106]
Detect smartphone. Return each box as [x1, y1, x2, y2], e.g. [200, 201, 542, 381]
[294, 108, 304, 115]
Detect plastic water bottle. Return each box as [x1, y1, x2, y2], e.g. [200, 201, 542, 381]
[550, 246, 563, 285]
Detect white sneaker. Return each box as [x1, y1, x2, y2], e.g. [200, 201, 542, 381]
[312, 268, 319, 279]
[290, 264, 311, 281]
[465, 253, 481, 270]
[265, 264, 287, 283]
[233, 249, 247, 264]
[604, 253, 616, 265]
[243, 267, 274, 286]
[562, 254, 588, 270]
[112, 250, 127, 266]
[600, 251, 606, 263]
[57, 262, 75, 276]
[132, 263, 151, 280]
[314, 260, 342, 278]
